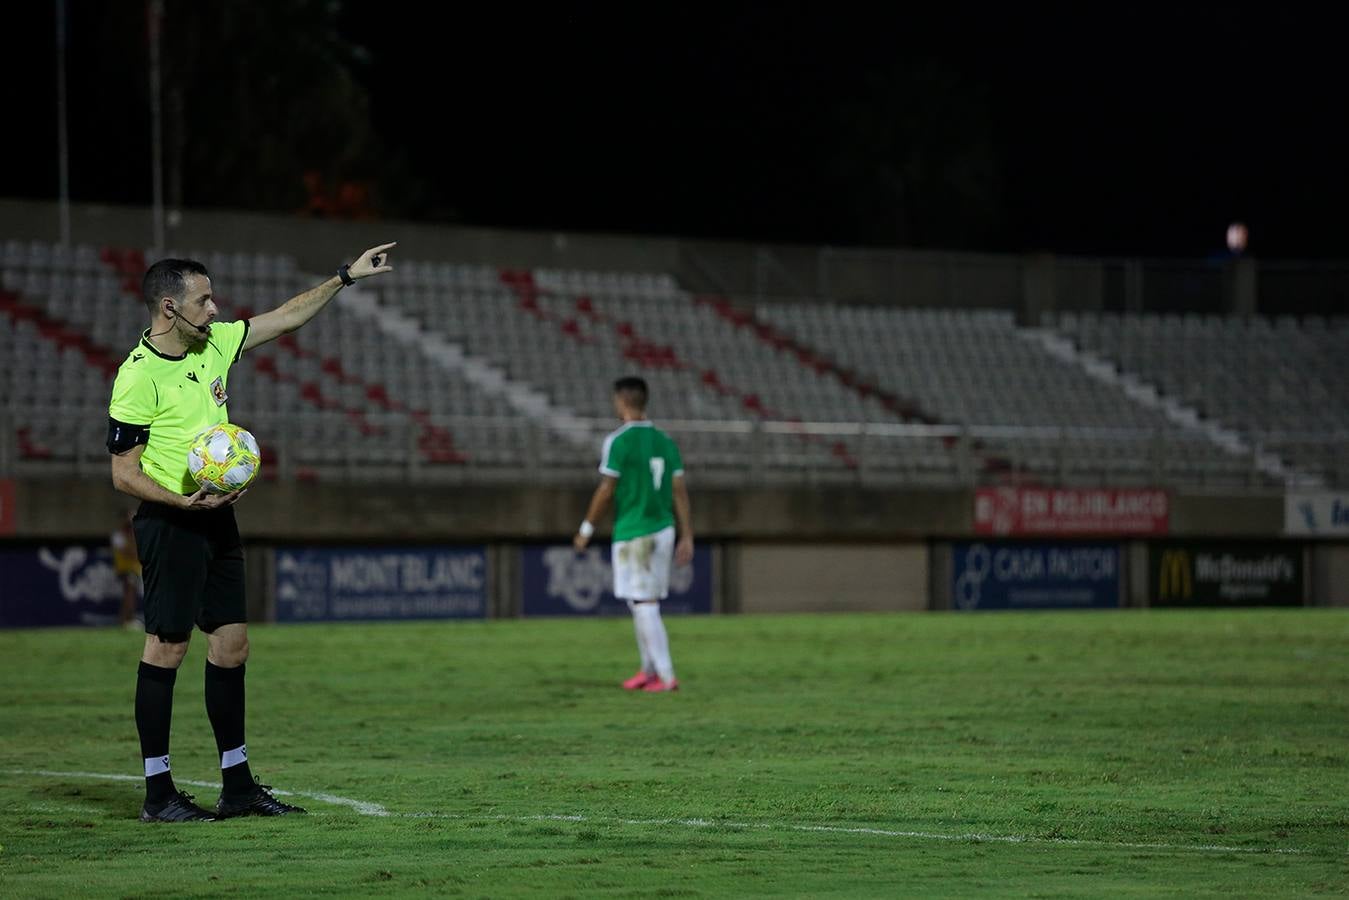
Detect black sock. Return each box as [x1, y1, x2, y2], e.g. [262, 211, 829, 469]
[135, 661, 177, 805]
[205, 661, 253, 794]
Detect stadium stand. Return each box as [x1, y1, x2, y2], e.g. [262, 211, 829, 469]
[754, 302, 1270, 486]
[1052, 311, 1348, 486]
[0, 241, 556, 478]
[1, 239, 1343, 487]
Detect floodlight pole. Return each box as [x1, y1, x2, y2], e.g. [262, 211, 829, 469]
[147, 0, 165, 253]
[55, 0, 71, 247]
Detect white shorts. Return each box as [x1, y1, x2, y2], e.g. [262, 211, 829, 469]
[612, 525, 676, 601]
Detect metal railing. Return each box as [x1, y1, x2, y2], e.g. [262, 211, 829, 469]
[5, 412, 1341, 490]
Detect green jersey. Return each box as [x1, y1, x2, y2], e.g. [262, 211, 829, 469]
[107, 321, 250, 494]
[599, 420, 684, 542]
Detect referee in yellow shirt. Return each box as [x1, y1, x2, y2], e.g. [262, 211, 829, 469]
[107, 243, 394, 821]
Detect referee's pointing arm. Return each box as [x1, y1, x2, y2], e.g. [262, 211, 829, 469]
[240, 243, 396, 354]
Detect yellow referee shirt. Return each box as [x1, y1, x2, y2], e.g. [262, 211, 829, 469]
[107, 321, 250, 495]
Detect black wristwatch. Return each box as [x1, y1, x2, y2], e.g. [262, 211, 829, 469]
[337, 264, 356, 287]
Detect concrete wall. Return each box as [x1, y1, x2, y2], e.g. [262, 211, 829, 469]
[1311, 544, 1349, 606]
[8, 477, 974, 540]
[7, 477, 1291, 541]
[1167, 493, 1285, 536]
[737, 543, 929, 613]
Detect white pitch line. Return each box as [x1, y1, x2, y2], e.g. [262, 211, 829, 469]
[5, 770, 389, 817]
[402, 812, 1309, 856]
[25, 802, 104, 815]
[3, 769, 1312, 856]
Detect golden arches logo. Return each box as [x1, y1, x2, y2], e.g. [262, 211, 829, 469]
[1158, 550, 1193, 600]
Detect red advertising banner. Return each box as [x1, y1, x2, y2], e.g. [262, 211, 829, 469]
[0, 479, 14, 536]
[974, 487, 1169, 537]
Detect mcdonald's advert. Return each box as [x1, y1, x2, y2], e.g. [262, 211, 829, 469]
[1149, 542, 1304, 607]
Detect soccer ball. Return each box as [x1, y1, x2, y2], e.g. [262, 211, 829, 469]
[188, 424, 261, 494]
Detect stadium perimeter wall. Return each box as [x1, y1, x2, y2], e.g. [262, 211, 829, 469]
[3, 478, 1345, 625]
[1311, 546, 1349, 607]
[734, 544, 930, 613]
[3, 477, 1285, 541]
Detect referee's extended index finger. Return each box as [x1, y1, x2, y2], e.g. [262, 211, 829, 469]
[370, 241, 397, 254]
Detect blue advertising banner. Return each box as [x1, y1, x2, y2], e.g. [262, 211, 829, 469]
[0, 544, 125, 627]
[521, 543, 714, 616]
[952, 542, 1121, 611]
[275, 546, 488, 622]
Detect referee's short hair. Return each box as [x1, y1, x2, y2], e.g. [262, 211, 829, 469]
[613, 376, 648, 411]
[142, 258, 210, 315]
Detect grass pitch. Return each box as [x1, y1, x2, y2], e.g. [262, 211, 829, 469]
[1, 610, 1346, 897]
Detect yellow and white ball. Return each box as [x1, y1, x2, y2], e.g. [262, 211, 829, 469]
[188, 423, 261, 494]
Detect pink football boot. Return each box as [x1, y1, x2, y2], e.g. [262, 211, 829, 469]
[622, 671, 656, 691]
[641, 678, 679, 693]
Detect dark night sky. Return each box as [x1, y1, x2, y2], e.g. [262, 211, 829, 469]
[4, 2, 1348, 258]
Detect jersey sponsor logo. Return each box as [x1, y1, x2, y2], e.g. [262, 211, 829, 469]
[210, 375, 228, 406]
[132, 353, 144, 363]
[186, 371, 199, 382]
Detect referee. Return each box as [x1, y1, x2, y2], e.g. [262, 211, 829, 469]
[107, 243, 395, 821]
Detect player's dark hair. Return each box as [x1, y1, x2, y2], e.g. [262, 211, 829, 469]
[613, 376, 649, 411]
[142, 258, 209, 315]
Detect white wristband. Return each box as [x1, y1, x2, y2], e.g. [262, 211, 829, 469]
[578, 520, 595, 538]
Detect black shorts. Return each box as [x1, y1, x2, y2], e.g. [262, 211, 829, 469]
[133, 501, 246, 636]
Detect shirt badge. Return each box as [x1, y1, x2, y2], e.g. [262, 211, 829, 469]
[210, 376, 228, 407]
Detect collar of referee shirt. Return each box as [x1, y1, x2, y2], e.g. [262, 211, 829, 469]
[140, 329, 187, 361]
